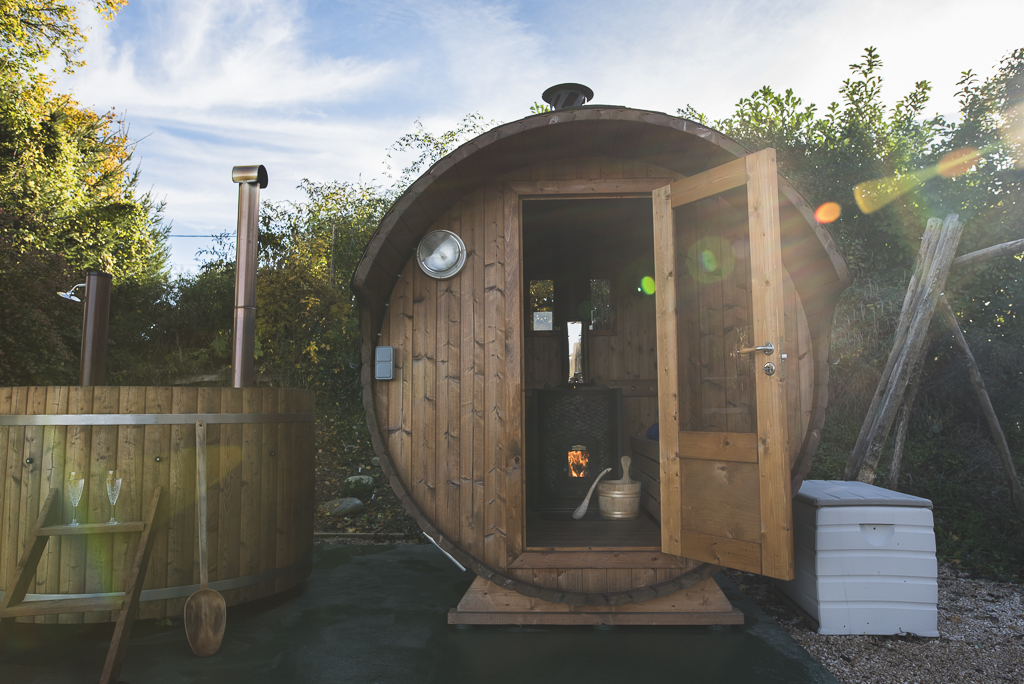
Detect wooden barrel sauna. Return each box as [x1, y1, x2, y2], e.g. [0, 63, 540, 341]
[353, 105, 851, 606]
[0, 386, 314, 623]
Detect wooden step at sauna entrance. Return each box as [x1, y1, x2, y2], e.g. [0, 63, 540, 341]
[0, 486, 163, 684]
[448, 576, 744, 625]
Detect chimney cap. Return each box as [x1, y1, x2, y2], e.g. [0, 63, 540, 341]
[541, 83, 594, 110]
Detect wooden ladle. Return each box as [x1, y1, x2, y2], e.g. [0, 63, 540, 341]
[572, 468, 612, 520]
[608, 455, 633, 484]
[184, 420, 226, 657]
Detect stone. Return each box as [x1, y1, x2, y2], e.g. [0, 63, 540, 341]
[371, 457, 380, 467]
[321, 497, 364, 517]
[347, 475, 375, 487]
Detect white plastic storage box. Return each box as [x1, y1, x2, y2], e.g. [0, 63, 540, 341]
[774, 480, 938, 636]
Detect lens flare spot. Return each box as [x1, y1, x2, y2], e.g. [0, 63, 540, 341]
[853, 169, 932, 214]
[814, 201, 841, 224]
[700, 250, 718, 272]
[938, 147, 981, 178]
[686, 236, 735, 283]
[640, 276, 656, 295]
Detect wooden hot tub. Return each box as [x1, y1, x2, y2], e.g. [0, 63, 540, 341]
[0, 386, 314, 623]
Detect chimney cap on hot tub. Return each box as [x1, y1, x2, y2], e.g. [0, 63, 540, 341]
[541, 83, 594, 110]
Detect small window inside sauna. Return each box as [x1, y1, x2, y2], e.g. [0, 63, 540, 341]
[529, 279, 554, 332]
[588, 278, 612, 332]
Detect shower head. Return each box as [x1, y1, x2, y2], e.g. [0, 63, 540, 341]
[58, 283, 86, 302]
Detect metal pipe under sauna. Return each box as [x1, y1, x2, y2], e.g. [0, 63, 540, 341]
[80, 270, 112, 386]
[230, 164, 268, 388]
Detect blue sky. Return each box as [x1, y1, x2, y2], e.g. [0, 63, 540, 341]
[56, 0, 1024, 273]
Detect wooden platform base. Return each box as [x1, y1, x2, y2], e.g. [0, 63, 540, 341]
[448, 576, 745, 626]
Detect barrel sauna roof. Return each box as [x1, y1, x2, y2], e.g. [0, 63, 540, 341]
[352, 105, 851, 332]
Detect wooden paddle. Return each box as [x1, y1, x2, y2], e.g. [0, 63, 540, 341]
[184, 420, 226, 657]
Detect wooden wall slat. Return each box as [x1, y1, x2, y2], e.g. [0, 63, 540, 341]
[484, 181, 507, 570]
[59, 386, 91, 623]
[699, 199, 727, 433]
[2, 387, 28, 594]
[166, 387, 198, 616]
[504, 185, 524, 565]
[113, 386, 145, 621]
[436, 208, 460, 543]
[18, 388, 47, 622]
[84, 386, 118, 622]
[394, 263, 414, 485]
[138, 386, 170, 620]
[197, 388, 220, 589]
[37, 386, 68, 623]
[218, 388, 242, 607]
[274, 389, 292, 592]
[784, 274, 802, 469]
[459, 201, 479, 555]
[412, 261, 437, 524]
[259, 389, 279, 598]
[0, 388, 10, 593]
[239, 388, 261, 603]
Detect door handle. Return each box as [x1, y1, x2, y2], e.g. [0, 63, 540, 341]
[734, 342, 774, 356]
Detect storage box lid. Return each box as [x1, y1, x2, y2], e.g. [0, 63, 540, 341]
[795, 480, 932, 509]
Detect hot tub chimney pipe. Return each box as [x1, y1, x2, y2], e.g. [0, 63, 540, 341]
[80, 269, 112, 386]
[230, 165, 268, 388]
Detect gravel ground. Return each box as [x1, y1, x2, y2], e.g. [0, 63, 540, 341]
[726, 564, 1024, 684]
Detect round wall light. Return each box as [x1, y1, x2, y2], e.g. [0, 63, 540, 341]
[416, 230, 466, 279]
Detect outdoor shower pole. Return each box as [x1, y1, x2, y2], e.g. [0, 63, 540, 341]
[80, 269, 112, 386]
[230, 165, 268, 388]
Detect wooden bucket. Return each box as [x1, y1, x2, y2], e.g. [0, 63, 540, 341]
[597, 482, 641, 520]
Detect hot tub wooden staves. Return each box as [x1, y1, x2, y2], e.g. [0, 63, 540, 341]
[353, 106, 850, 624]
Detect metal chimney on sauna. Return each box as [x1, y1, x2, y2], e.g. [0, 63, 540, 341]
[230, 164, 268, 388]
[541, 83, 594, 110]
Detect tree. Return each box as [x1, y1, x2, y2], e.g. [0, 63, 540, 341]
[0, 0, 169, 385]
[1, 0, 126, 72]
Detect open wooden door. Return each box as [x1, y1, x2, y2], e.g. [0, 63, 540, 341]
[653, 148, 794, 580]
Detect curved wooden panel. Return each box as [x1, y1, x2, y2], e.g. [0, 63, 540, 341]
[0, 386, 314, 623]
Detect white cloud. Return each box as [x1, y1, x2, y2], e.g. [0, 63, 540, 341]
[52, 0, 1024, 272]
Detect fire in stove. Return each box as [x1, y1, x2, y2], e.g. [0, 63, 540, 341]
[568, 445, 589, 478]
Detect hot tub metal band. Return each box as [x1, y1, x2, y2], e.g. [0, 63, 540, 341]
[0, 412, 315, 426]
[0, 552, 312, 604]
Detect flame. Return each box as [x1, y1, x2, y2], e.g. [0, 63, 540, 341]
[568, 449, 588, 477]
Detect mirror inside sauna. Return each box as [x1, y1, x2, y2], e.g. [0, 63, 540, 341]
[523, 198, 662, 549]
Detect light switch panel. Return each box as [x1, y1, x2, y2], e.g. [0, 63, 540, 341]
[374, 345, 394, 380]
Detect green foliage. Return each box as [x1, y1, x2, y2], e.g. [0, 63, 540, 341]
[0, 0, 126, 72]
[385, 112, 496, 192]
[0, 0, 168, 386]
[0, 228, 78, 384]
[708, 46, 1024, 578]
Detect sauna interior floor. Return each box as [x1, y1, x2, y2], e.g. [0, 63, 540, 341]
[525, 509, 662, 549]
[0, 545, 836, 684]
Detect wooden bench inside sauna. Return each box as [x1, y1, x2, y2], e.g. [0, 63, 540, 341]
[355, 85, 850, 625]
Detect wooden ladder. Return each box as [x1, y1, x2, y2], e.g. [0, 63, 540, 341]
[0, 486, 163, 684]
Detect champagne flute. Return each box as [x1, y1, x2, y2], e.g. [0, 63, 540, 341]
[106, 470, 122, 524]
[68, 472, 85, 526]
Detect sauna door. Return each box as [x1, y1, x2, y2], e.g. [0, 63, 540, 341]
[652, 148, 794, 580]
